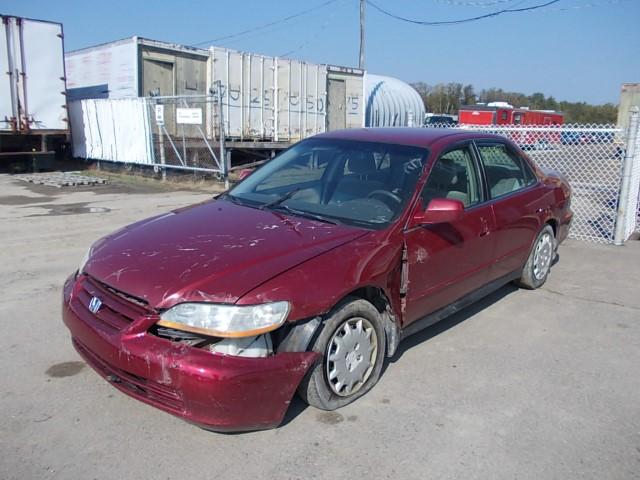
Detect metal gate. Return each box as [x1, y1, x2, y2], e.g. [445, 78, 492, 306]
[146, 88, 227, 177]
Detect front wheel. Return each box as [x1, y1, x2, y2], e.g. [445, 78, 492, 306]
[297, 298, 386, 410]
[516, 224, 556, 289]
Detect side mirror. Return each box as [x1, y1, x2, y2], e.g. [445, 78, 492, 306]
[412, 198, 464, 226]
[238, 168, 254, 181]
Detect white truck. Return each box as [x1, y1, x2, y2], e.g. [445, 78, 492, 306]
[1, 15, 68, 170]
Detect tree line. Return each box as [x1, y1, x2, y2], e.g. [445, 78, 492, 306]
[411, 82, 618, 124]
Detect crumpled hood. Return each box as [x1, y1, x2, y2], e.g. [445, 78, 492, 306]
[84, 199, 368, 309]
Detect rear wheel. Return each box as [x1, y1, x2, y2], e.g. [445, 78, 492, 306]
[516, 224, 556, 289]
[297, 297, 385, 410]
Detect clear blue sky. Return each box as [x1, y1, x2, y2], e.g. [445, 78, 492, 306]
[7, 0, 639, 104]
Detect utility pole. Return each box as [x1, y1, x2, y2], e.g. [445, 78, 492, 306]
[359, 0, 365, 70]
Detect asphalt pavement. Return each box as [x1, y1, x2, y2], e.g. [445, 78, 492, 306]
[1, 173, 638, 480]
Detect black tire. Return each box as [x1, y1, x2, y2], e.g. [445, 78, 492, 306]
[515, 224, 556, 290]
[297, 297, 386, 410]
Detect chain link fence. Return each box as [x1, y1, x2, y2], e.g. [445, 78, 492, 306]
[425, 119, 640, 244]
[624, 112, 640, 239]
[70, 94, 640, 244]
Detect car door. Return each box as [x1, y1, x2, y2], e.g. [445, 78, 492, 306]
[403, 142, 496, 325]
[474, 141, 547, 279]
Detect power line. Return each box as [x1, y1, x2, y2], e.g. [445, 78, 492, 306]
[279, 0, 350, 57]
[278, 18, 335, 58]
[432, 0, 520, 7]
[191, 0, 340, 46]
[532, 0, 633, 13]
[366, 0, 562, 26]
[213, 18, 308, 48]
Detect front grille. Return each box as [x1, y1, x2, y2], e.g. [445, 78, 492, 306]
[74, 275, 152, 332]
[74, 339, 185, 413]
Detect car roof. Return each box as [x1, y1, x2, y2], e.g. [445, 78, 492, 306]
[314, 128, 505, 149]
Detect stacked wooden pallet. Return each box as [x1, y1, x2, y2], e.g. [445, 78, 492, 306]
[13, 172, 107, 188]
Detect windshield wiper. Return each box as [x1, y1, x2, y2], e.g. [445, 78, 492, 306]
[220, 193, 261, 210]
[258, 188, 302, 210]
[271, 204, 338, 225]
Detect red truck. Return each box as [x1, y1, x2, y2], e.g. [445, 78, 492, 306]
[458, 103, 564, 149]
[459, 103, 564, 126]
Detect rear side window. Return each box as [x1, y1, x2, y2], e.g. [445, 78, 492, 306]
[476, 143, 536, 198]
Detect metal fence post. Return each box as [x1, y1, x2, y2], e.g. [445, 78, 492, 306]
[158, 111, 166, 181]
[613, 106, 640, 245]
[215, 80, 228, 188]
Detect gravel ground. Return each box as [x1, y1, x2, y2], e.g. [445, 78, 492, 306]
[0, 173, 638, 480]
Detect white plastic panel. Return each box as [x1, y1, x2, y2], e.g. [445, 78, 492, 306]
[246, 53, 276, 139]
[225, 48, 243, 138]
[276, 59, 328, 141]
[69, 98, 153, 164]
[276, 58, 291, 140]
[65, 38, 138, 99]
[262, 56, 276, 139]
[0, 18, 14, 129]
[288, 59, 302, 140]
[304, 63, 325, 138]
[21, 18, 66, 130]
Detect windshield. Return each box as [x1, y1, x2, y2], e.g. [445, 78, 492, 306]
[228, 139, 429, 229]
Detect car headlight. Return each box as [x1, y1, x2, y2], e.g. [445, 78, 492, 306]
[78, 246, 92, 274]
[157, 301, 290, 338]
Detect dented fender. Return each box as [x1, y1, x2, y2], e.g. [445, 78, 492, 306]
[238, 228, 404, 318]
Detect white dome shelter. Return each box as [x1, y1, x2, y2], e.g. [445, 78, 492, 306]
[365, 74, 425, 127]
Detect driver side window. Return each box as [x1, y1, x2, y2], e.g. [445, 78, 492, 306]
[422, 146, 481, 208]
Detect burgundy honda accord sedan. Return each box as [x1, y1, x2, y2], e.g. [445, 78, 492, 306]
[62, 128, 572, 431]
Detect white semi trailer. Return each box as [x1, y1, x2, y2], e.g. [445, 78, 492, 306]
[65, 37, 365, 143]
[1, 15, 68, 170]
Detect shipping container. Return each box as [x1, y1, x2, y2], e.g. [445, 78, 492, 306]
[66, 37, 365, 144]
[1, 15, 68, 168]
[207, 47, 342, 142]
[207, 50, 364, 142]
[66, 37, 208, 138]
[207, 50, 363, 142]
[65, 37, 208, 99]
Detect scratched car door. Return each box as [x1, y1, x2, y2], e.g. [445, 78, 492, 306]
[474, 141, 545, 280]
[403, 142, 496, 325]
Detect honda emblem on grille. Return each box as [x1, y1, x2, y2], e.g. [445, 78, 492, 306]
[88, 296, 102, 314]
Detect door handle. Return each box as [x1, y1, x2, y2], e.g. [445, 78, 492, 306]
[479, 217, 490, 237]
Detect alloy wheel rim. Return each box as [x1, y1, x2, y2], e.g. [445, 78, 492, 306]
[533, 233, 553, 280]
[325, 317, 378, 397]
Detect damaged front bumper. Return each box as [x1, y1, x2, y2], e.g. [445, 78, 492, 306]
[62, 274, 319, 432]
